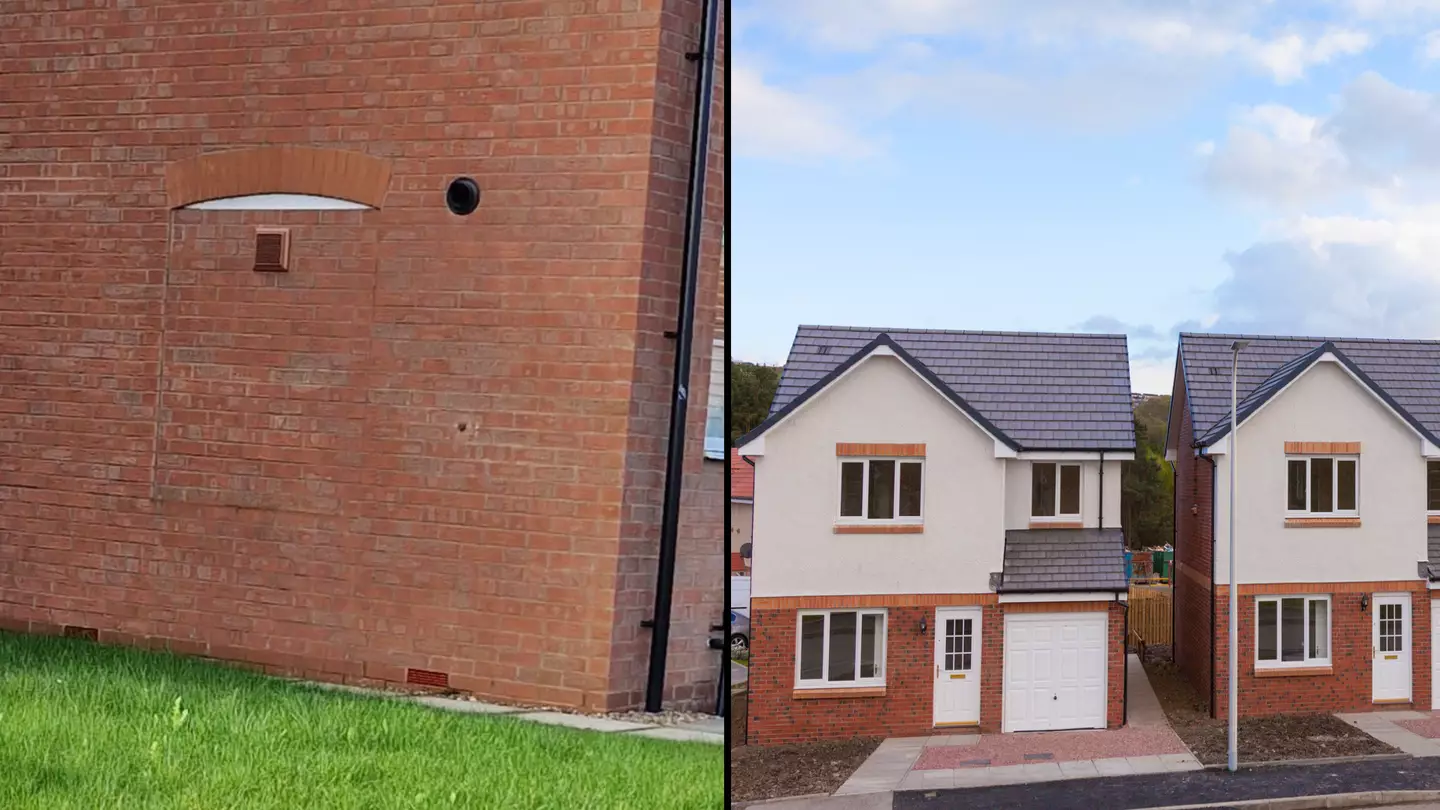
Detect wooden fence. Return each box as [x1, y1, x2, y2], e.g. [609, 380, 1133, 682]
[1128, 584, 1173, 653]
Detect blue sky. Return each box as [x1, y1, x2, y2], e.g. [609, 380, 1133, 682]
[733, 1, 1440, 393]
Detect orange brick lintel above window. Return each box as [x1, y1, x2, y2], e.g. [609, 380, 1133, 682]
[1284, 441, 1360, 454]
[836, 443, 925, 457]
[1285, 517, 1361, 528]
[833, 523, 924, 534]
[1255, 666, 1333, 678]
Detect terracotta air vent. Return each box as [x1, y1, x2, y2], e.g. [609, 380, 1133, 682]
[254, 228, 290, 272]
[405, 668, 450, 689]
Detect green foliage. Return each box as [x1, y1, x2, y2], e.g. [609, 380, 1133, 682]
[0, 632, 723, 810]
[1122, 396, 1176, 550]
[729, 361, 781, 443]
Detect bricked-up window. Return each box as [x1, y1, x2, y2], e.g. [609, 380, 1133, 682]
[838, 459, 924, 523]
[1256, 595, 1330, 668]
[796, 609, 887, 688]
[1428, 461, 1440, 512]
[1286, 456, 1358, 516]
[705, 339, 724, 460]
[1031, 462, 1081, 519]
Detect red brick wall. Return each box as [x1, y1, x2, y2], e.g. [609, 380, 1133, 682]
[0, 0, 724, 712]
[747, 600, 1123, 745]
[1212, 586, 1431, 718]
[1171, 376, 1216, 707]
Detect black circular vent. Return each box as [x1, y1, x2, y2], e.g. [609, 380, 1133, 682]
[446, 177, 480, 215]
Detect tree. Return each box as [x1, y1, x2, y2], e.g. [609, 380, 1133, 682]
[1121, 406, 1175, 550]
[730, 361, 781, 443]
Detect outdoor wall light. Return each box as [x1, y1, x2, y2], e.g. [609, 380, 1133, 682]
[919, 616, 927, 634]
[1360, 594, 1370, 611]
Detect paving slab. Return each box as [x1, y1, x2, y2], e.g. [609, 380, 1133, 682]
[511, 711, 653, 733]
[413, 695, 524, 714]
[1093, 757, 1136, 776]
[1338, 712, 1440, 757]
[630, 727, 721, 744]
[1058, 760, 1100, 778]
[1126, 755, 1169, 774]
[677, 717, 725, 735]
[924, 735, 980, 747]
[1126, 653, 1168, 727]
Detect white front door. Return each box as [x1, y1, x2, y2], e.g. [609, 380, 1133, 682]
[933, 607, 982, 727]
[1003, 612, 1108, 732]
[1373, 593, 1412, 703]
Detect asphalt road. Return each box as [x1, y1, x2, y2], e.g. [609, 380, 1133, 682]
[892, 756, 1439, 810]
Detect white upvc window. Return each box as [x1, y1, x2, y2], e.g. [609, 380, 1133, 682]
[795, 609, 887, 688]
[837, 458, 924, 523]
[1285, 456, 1358, 517]
[704, 338, 724, 460]
[1031, 462, 1081, 520]
[1255, 595, 1331, 669]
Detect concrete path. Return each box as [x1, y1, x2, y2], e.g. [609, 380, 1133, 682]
[1126, 652, 1168, 727]
[1337, 711, 1440, 757]
[309, 681, 724, 744]
[733, 659, 749, 686]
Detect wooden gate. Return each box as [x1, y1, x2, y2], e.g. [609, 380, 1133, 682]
[1128, 584, 1173, 652]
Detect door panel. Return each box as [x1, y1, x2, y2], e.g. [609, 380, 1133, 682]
[1373, 593, 1412, 703]
[934, 607, 982, 726]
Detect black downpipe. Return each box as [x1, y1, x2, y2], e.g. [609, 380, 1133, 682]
[1099, 451, 1105, 529]
[1120, 594, 1129, 726]
[1168, 458, 1178, 666]
[644, 0, 720, 713]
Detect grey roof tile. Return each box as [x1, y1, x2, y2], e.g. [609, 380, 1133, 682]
[767, 326, 1137, 451]
[998, 528, 1128, 592]
[1178, 333, 1440, 446]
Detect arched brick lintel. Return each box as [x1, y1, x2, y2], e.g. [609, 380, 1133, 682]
[165, 146, 393, 209]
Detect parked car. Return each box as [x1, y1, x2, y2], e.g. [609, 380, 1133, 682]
[729, 610, 749, 653]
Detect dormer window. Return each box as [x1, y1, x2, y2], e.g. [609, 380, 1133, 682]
[1031, 462, 1081, 521]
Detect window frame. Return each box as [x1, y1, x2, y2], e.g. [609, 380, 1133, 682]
[1285, 455, 1359, 518]
[1428, 460, 1440, 516]
[1254, 594, 1332, 670]
[794, 608, 888, 689]
[703, 338, 724, 460]
[836, 457, 925, 524]
[1030, 461, 1083, 521]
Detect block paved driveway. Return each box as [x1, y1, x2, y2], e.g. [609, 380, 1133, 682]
[838, 655, 1202, 794]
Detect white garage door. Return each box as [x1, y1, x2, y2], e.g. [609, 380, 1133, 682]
[1003, 612, 1108, 732]
[730, 575, 750, 614]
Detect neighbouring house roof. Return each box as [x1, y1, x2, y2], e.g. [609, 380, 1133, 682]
[998, 528, 1128, 592]
[1178, 333, 1440, 448]
[730, 448, 754, 501]
[745, 326, 1135, 451]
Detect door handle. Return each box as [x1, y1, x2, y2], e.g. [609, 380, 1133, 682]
[936, 664, 940, 678]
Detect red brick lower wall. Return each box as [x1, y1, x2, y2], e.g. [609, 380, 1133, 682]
[746, 597, 1124, 745]
[1175, 563, 1214, 707]
[1211, 584, 1431, 718]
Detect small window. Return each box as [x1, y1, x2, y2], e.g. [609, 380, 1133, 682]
[1429, 461, 1440, 513]
[704, 339, 724, 460]
[796, 609, 887, 688]
[1031, 462, 1081, 519]
[839, 458, 923, 522]
[1256, 595, 1330, 668]
[1285, 456, 1358, 517]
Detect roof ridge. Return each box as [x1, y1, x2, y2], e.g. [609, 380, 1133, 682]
[1181, 331, 1440, 346]
[797, 325, 1127, 339]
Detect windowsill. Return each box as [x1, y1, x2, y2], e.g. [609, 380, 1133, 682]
[1284, 517, 1361, 528]
[1254, 665, 1333, 678]
[1029, 520, 1083, 529]
[833, 523, 923, 534]
[792, 686, 887, 700]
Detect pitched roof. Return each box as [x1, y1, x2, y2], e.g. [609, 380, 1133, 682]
[752, 326, 1136, 451]
[998, 528, 1128, 592]
[1178, 333, 1440, 447]
[730, 449, 754, 500]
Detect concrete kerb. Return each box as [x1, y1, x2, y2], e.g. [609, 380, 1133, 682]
[1199, 753, 1414, 770]
[1135, 789, 1440, 810]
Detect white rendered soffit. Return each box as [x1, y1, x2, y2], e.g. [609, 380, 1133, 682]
[184, 193, 371, 210]
[997, 592, 1127, 603]
[1014, 451, 1135, 461]
[1203, 352, 1440, 458]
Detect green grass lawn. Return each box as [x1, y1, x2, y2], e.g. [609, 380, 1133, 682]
[0, 632, 722, 809]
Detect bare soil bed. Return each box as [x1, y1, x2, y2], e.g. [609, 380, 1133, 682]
[1142, 646, 1399, 765]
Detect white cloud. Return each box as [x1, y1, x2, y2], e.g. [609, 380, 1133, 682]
[733, 66, 877, 161]
[1130, 357, 1176, 396]
[1203, 104, 1351, 205]
[1421, 29, 1440, 58]
[1251, 28, 1371, 83]
[1194, 140, 1216, 156]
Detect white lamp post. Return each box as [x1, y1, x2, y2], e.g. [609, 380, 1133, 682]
[1228, 339, 1248, 773]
